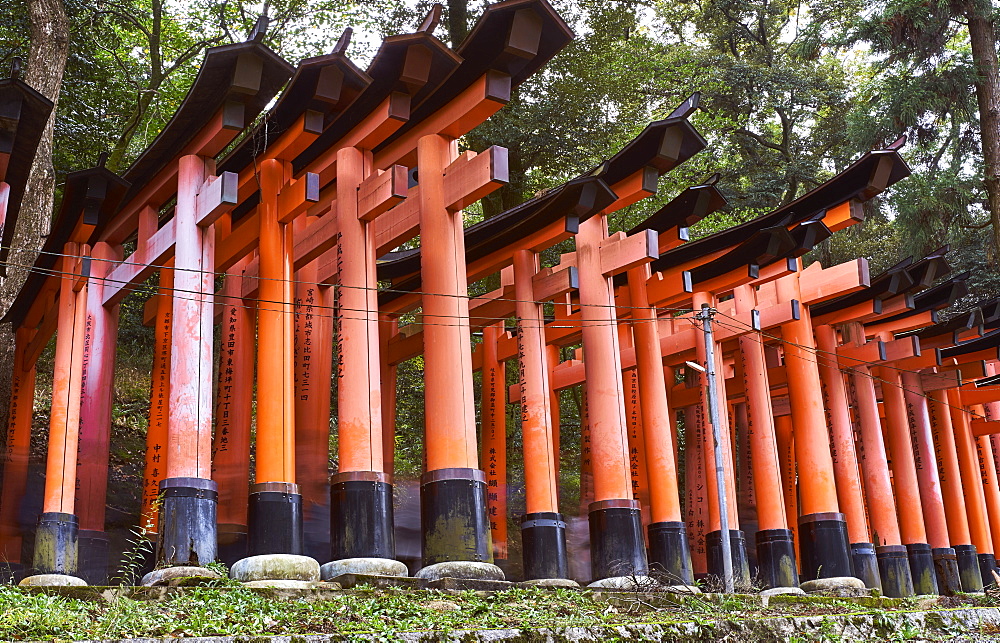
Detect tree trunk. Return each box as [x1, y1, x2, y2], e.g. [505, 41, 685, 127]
[966, 0, 1000, 264]
[446, 0, 470, 47]
[0, 0, 70, 432]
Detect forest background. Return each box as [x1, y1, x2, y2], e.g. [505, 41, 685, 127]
[1, 0, 999, 576]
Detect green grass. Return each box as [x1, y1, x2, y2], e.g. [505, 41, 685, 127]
[0, 584, 986, 641]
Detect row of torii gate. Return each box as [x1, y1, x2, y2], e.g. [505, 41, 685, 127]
[2, 0, 1000, 596]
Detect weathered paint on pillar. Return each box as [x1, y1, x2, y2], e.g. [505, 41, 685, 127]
[167, 155, 216, 480]
[0, 328, 36, 563]
[576, 216, 631, 502]
[75, 242, 122, 533]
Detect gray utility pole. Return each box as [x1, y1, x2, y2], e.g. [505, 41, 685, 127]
[696, 303, 734, 593]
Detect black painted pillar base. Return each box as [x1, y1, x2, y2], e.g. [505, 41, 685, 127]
[647, 521, 693, 585]
[217, 524, 248, 568]
[932, 547, 962, 596]
[756, 528, 799, 588]
[588, 499, 647, 580]
[706, 529, 751, 585]
[248, 482, 303, 556]
[32, 512, 79, 575]
[906, 543, 939, 595]
[876, 544, 915, 597]
[157, 477, 217, 567]
[421, 468, 491, 566]
[330, 472, 395, 561]
[797, 512, 852, 581]
[954, 544, 984, 592]
[77, 529, 109, 585]
[978, 552, 998, 588]
[521, 512, 568, 580]
[850, 542, 882, 591]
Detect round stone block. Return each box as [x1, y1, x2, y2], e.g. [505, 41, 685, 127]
[141, 566, 220, 587]
[661, 584, 702, 594]
[761, 586, 806, 597]
[244, 579, 319, 589]
[19, 574, 87, 587]
[320, 558, 408, 580]
[799, 576, 867, 593]
[586, 575, 661, 590]
[230, 554, 320, 582]
[414, 561, 505, 582]
[521, 578, 581, 588]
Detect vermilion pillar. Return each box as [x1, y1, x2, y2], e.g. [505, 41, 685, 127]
[513, 249, 566, 580]
[774, 414, 798, 552]
[330, 145, 395, 569]
[379, 314, 398, 476]
[417, 134, 492, 570]
[901, 371, 960, 593]
[774, 273, 851, 580]
[814, 324, 878, 589]
[250, 157, 301, 557]
[927, 387, 982, 591]
[846, 357, 913, 597]
[734, 285, 797, 588]
[159, 154, 218, 568]
[975, 428, 1000, 564]
[576, 214, 646, 580]
[684, 403, 709, 578]
[0, 328, 36, 576]
[628, 263, 690, 583]
[692, 291, 747, 584]
[294, 261, 334, 563]
[74, 242, 121, 584]
[481, 323, 508, 563]
[34, 246, 89, 578]
[140, 270, 172, 537]
[212, 266, 254, 565]
[948, 388, 996, 586]
[877, 362, 938, 595]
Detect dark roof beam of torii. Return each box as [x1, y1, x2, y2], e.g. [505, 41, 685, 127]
[100, 31, 294, 246]
[375, 93, 708, 317]
[0, 59, 54, 276]
[3, 158, 130, 365]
